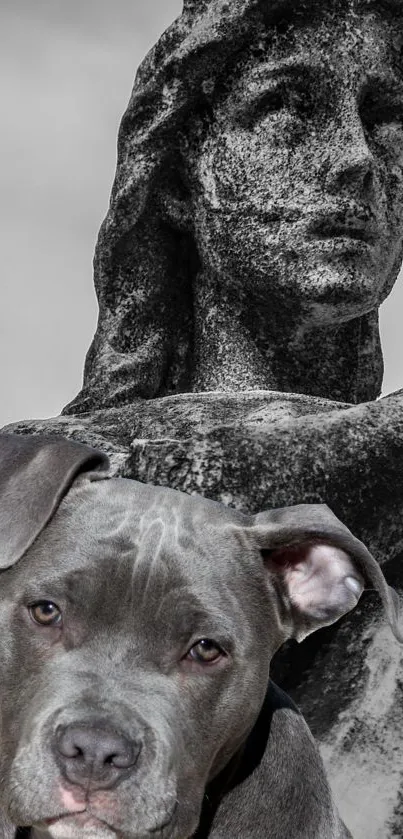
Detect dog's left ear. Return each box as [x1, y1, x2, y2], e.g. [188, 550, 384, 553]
[0, 433, 109, 571]
[250, 504, 403, 643]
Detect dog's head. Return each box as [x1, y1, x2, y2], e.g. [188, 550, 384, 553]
[0, 433, 400, 839]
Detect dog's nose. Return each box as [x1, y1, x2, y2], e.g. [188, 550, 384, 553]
[55, 723, 141, 790]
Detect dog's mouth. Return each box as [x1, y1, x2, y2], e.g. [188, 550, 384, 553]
[40, 800, 180, 837]
[44, 812, 86, 825]
[41, 811, 119, 836]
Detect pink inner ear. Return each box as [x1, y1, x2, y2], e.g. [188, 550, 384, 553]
[261, 541, 365, 629]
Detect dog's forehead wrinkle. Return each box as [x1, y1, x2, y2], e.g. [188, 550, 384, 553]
[61, 478, 197, 553]
[29, 477, 251, 579]
[103, 477, 247, 539]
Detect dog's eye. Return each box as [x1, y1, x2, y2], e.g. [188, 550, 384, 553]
[29, 601, 62, 627]
[187, 639, 224, 664]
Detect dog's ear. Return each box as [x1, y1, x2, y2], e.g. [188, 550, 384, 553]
[0, 433, 109, 570]
[250, 503, 403, 643]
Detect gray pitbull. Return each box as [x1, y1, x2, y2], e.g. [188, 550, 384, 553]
[0, 433, 402, 839]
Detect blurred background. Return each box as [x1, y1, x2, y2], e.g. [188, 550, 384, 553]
[1, 0, 402, 427]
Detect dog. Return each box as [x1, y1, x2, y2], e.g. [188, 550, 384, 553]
[0, 432, 401, 839]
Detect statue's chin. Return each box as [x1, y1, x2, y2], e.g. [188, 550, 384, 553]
[281, 261, 383, 327]
[202, 243, 385, 326]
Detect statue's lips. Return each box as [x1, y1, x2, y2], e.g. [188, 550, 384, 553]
[309, 225, 377, 243]
[307, 212, 380, 244]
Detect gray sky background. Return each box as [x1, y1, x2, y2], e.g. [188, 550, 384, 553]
[1, 0, 402, 428]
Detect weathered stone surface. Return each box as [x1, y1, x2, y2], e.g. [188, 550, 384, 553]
[61, 0, 403, 412]
[4, 1, 403, 836]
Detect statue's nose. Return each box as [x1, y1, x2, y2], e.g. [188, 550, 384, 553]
[323, 109, 375, 197]
[54, 723, 141, 790]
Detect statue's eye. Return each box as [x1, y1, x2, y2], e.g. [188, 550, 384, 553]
[243, 87, 286, 127]
[186, 638, 225, 664]
[29, 601, 62, 627]
[254, 89, 286, 115]
[244, 82, 313, 129]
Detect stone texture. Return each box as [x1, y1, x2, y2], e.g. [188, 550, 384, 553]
[4, 1, 403, 836]
[59, 0, 403, 412]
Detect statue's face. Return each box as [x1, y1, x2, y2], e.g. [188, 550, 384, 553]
[187, 6, 403, 324]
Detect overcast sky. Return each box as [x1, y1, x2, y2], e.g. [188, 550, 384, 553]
[1, 0, 402, 428]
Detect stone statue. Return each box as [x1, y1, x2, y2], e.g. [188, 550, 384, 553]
[4, 2, 403, 835]
[64, 0, 403, 411]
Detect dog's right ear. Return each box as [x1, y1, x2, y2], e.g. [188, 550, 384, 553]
[0, 433, 109, 570]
